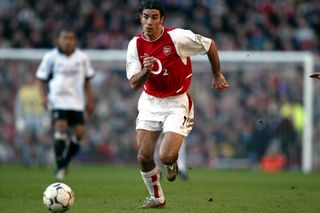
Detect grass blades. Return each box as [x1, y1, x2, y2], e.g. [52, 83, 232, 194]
[0, 164, 320, 213]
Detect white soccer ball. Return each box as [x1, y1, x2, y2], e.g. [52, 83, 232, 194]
[43, 182, 74, 213]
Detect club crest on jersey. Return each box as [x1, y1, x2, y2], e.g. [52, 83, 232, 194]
[195, 34, 203, 44]
[163, 46, 171, 56]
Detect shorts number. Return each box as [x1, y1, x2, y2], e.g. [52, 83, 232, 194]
[182, 116, 188, 126]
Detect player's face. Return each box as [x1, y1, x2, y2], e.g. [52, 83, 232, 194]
[140, 9, 164, 41]
[58, 31, 76, 55]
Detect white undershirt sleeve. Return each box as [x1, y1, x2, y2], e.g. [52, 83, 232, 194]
[168, 28, 212, 57]
[84, 55, 95, 79]
[126, 37, 142, 80]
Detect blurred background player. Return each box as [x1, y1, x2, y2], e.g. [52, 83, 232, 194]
[126, 0, 229, 208]
[15, 71, 51, 167]
[36, 27, 95, 181]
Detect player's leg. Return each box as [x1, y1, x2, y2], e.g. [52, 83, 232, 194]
[135, 92, 172, 208]
[159, 132, 184, 182]
[160, 93, 194, 182]
[136, 128, 165, 208]
[64, 124, 84, 167]
[35, 131, 49, 167]
[64, 111, 85, 168]
[177, 139, 188, 180]
[137, 129, 160, 171]
[52, 114, 68, 180]
[17, 131, 33, 167]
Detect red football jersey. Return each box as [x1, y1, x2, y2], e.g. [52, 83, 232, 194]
[136, 28, 192, 97]
[126, 28, 212, 98]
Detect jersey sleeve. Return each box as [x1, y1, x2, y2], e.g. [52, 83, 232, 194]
[84, 54, 95, 79]
[168, 28, 212, 57]
[126, 37, 142, 80]
[35, 52, 52, 80]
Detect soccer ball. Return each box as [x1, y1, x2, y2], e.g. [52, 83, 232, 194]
[43, 182, 74, 213]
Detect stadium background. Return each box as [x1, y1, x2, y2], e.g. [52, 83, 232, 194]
[0, 0, 319, 171]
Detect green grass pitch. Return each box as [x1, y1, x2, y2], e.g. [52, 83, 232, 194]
[0, 164, 320, 213]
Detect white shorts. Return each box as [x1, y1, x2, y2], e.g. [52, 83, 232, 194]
[136, 92, 194, 137]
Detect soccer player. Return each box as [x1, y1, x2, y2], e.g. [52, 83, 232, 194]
[126, 0, 229, 208]
[15, 72, 50, 167]
[36, 28, 95, 181]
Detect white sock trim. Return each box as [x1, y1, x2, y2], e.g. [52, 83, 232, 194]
[140, 165, 165, 202]
[140, 165, 159, 178]
[54, 132, 67, 140]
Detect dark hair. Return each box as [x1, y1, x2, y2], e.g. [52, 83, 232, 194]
[138, 0, 164, 17]
[57, 25, 77, 38]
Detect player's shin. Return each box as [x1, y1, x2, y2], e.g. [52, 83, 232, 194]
[64, 135, 81, 167]
[53, 132, 67, 169]
[140, 165, 165, 203]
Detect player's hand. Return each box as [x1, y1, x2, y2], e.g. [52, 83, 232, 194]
[212, 73, 229, 92]
[310, 72, 320, 79]
[141, 53, 155, 72]
[86, 99, 95, 116]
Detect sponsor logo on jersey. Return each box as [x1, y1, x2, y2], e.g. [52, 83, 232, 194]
[163, 46, 171, 56]
[151, 58, 162, 75]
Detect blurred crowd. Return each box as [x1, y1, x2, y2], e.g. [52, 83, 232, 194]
[0, 0, 320, 170]
[0, 0, 319, 52]
[0, 59, 314, 171]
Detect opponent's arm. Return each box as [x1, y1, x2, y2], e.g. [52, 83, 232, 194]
[207, 40, 229, 92]
[84, 79, 94, 116]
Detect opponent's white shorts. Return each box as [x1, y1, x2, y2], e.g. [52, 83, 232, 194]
[136, 92, 194, 137]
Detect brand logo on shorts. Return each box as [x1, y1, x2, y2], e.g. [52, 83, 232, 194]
[163, 46, 171, 56]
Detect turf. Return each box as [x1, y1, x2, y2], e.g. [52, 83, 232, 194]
[0, 164, 320, 213]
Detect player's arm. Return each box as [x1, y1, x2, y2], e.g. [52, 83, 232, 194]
[129, 54, 155, 90]
[310, 72, 320, 79]
[84, 55, 95, 115]
[169, 29, 229, 92]
[126, 38, 155, 90]
[129, 69, 150, 90]
[84, 79, 94, 116]
[37, 79, 49, 110]
[206, 40, 229, 92]
[35, 53, 52, 110]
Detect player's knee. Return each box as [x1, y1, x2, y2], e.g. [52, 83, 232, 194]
[73, 134, 84, 142]
[137, 153, 153, 165]
[159, 153, 177, 165]
[54, 121, 68, 132]
[54, 131, 68, 141]
[73, 128, 85, 142]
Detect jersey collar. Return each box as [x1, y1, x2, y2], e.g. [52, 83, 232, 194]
[57, 47, 77, 56]
[141, 27, 164, 42]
